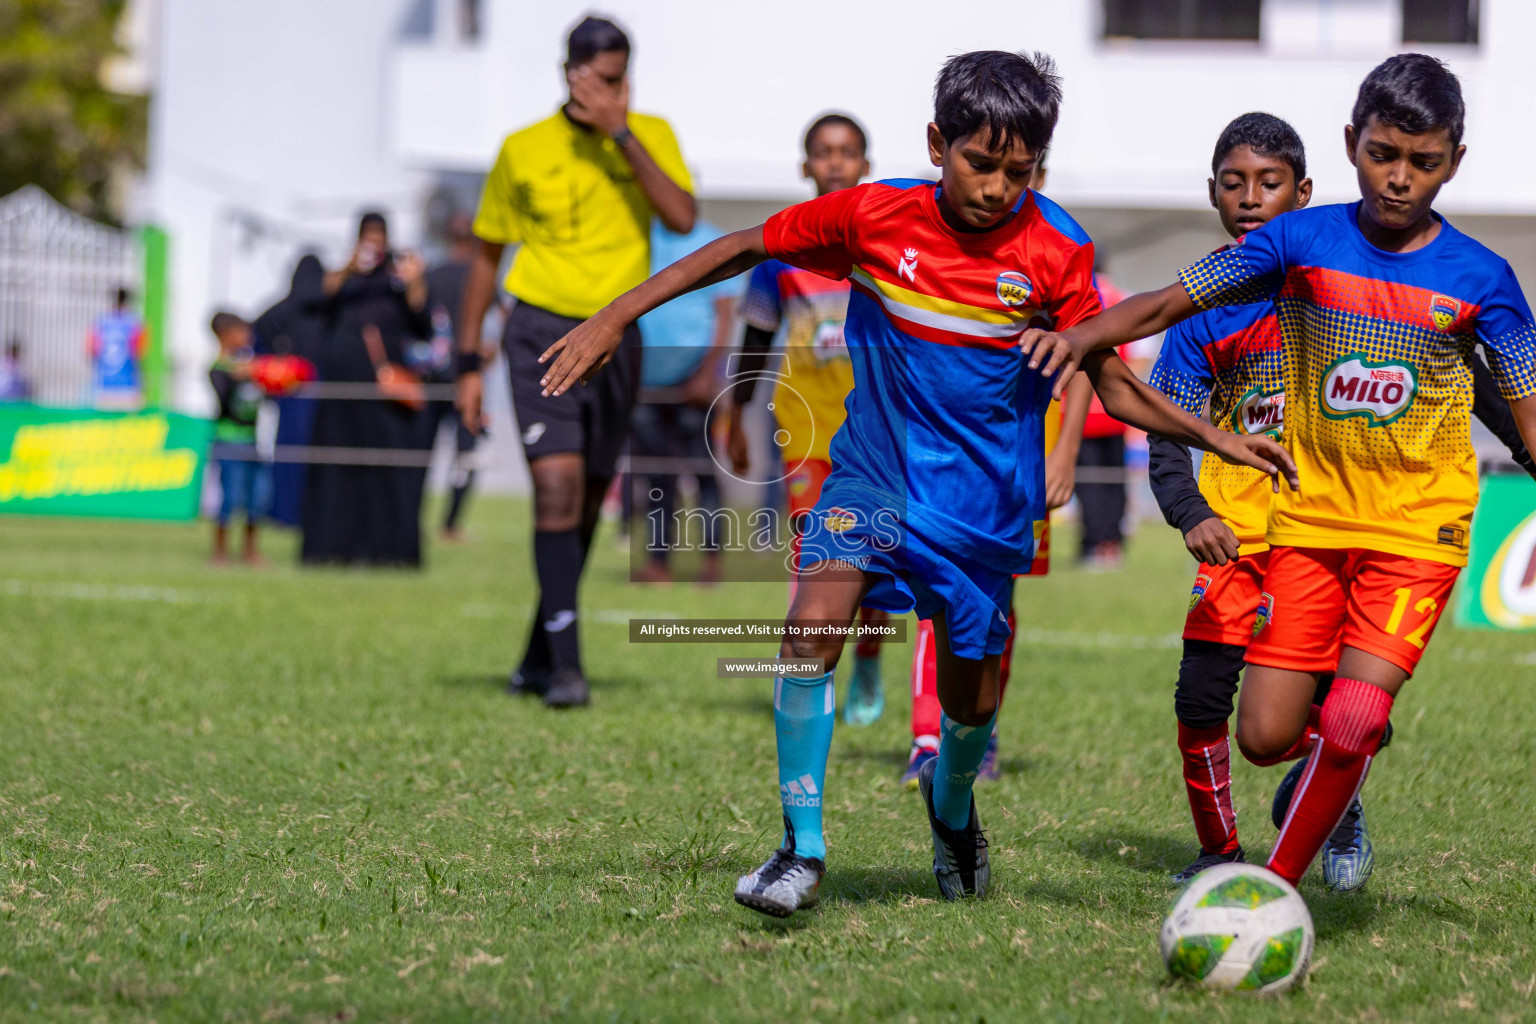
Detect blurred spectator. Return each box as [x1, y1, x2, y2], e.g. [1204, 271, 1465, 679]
[301, 211, 432, 567]
[632, 219, 740, 584]
[419, 212, 490, 541]
[0, 339, 30, 402]
[253, 254, 327, 528]
[209, 312, 270, 565]
[88, 287, 147, 410]
[1076, 272, 1131, 570]
[455, 14, 696, 707]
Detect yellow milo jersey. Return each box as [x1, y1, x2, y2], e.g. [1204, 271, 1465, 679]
[1149, 299, 1286, 553]
[473, 111, 692, 319]
[1181, 203, 1536, 567]
[740, 259, 856, 465]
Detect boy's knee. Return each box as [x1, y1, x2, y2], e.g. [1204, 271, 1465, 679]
[1234, 718, 1295, 766]
[943, 692, 997, 729]
[781, 634, 839, 666]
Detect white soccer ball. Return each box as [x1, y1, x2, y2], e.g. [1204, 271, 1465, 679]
[1160, 863, 1314, 994]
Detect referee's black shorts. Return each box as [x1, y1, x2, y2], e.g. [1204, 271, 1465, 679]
[503, 300, 641, 475]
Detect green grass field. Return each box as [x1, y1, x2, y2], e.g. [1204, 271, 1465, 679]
[4, 499, 1536, 1022]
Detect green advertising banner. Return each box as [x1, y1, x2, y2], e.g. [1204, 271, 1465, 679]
[0, 405, 211, 520]
[1457, 474, 1536, 630]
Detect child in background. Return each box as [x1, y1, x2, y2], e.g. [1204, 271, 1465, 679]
[209, 312, 270, 565]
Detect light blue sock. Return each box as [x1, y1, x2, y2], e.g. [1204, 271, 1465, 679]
[774, 670, 835, 860]
[933, 710, 997, 830]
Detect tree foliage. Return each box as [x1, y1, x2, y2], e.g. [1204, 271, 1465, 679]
[0, 0, 148, 223]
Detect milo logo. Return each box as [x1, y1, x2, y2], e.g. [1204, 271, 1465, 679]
[1319, 354, 1417, 427]
[1231, 387, 1285, 438]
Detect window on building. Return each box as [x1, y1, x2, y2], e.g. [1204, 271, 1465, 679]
[1403, 0, 1479, 45]
[1103, 0, 1262, 41]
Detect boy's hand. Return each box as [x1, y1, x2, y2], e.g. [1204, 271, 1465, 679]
[1212, 432, 1300, 493]
[1018, 329, 1083, 399]
[1044, 446, 1076, 510]
[538, 313, 626, 396]
[566, 66, 629, 136]
[1184, 517, 1240, 566]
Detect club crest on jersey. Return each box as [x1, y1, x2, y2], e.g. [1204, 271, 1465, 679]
[996, 271, 1033, 308]
[824, 507, 858, 533]
[1231, 387, 1285, 438]
[1252, 592, 1275, 638]
[897, 248, 919, 283]
[1189, 573, 1213, 613]
[1319, 354, 1417, 428]
[1430, 294, 1462, 332]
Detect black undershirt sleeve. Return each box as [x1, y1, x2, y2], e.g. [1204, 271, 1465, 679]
[1470, 346, 1536, 480]
[1147, 432, 1219, 536]
[731, 324, 776, 405]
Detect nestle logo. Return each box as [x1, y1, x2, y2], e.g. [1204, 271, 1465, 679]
[1368, 369, 1406, 383]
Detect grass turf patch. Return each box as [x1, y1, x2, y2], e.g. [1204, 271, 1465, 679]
[2, 499, 1535, 1022]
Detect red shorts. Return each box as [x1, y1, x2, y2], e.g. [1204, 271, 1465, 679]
[1246, 546, 1460, 675]
[1183, 551, 1270, 646]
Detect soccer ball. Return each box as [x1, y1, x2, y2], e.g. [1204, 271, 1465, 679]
[1160, 863, 1314, 994]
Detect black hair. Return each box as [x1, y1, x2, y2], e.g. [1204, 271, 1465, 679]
[933, 50, 1061, 154]
[358, 210, 388, 236]
[114, 287, 131, 307]
[566, 15, 630, 66]
[803, 113, 868, 158]
[210, 311, 246, 336]
[1352, 53, 1465, 146]
[1212, 112, 1307, 181]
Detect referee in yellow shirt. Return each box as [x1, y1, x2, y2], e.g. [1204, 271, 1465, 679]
[457, 16, 695, 709]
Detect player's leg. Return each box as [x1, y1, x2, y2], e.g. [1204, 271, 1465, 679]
[1267, 552, 1457, 889]
[525, 452, 589, 704]
[917, 611, 1002, 899]
[1169, 554, 1268, 881]
[902, 618, 942, 786]
[735, 559, 870, 917]
[977, 601, 1016, 782]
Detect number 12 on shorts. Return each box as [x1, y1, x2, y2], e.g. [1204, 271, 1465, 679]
[1383, 587, 1439, 649]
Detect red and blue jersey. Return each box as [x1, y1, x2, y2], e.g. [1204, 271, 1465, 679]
[1149, 295, 1284, 552]
[763, 179, 1101, 571]
[1180, 201, 1536, 565]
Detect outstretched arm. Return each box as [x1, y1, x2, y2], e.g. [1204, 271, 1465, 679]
[1470, 350, 1536, 479]
[538, 227, 768, 396]
[1085, 351, 1298, 492]
[1022, 283, 1198, 394]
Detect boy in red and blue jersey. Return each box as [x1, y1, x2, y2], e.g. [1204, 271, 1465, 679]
[538, 51, 1294, 917]
[1026, 55, 1536, 893]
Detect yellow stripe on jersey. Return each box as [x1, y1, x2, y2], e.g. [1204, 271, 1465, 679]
[849, 268, 1038, 336]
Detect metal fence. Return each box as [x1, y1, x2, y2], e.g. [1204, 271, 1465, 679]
[0, 186, 141, 406]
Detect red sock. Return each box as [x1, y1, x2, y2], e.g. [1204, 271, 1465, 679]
[1267, 679, 1393, 885]
[998, 607, 1015, 703]
[910, 619, 941, 746]
[1178, 721, 1240, 856]
[1243, 704, 1322, 766]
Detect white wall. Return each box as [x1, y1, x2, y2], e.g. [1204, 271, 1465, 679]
[394, 0, 1532, 214]
[146, 0, 433, 413]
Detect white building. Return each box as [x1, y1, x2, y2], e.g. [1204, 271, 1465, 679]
[145, 0, 1531, 438]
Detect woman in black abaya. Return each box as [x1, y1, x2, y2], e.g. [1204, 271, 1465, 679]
[301, 212, 433, 567]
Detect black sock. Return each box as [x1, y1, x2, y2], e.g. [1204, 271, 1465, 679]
[444, 470, 475, 530]
[533, 528, 584, 673]
[521, 600, 552, 673]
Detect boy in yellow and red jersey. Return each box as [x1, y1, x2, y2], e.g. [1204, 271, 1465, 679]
[1024, 55, 1536, 892]
[727, 113, 892, 727]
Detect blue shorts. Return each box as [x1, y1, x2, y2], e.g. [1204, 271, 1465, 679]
[797, 487, 1019, 660]
[218, 455, 272, 525]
